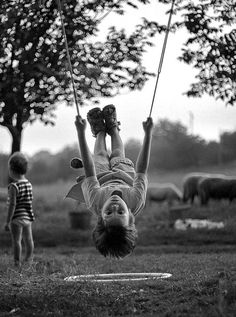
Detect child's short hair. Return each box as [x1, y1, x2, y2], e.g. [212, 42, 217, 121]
[8, 152, 28, 175]
[92, 213, 138, 258]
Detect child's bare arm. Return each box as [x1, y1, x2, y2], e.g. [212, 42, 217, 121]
[5, 185, 16, 231]
[75, 115, 96, 177]
[136, 117, 153, 174]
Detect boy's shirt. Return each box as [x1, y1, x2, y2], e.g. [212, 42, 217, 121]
[8, 179, 35, 222]
[81, 173, 148, 216]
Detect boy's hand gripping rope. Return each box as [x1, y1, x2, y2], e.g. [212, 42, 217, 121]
[149, 0, 176, 118]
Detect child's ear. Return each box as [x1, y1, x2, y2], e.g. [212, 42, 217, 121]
[129, 211, 135, 226]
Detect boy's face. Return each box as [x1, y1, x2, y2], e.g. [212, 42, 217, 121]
[101, 194, 130, 227]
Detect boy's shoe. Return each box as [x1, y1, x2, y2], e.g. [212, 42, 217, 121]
[102, 104, 120, 135]
[70, 157, 83, 169]
[87, 107, 106, 137]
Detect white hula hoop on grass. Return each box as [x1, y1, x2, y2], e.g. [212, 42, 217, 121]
[64, 272, 172, 282]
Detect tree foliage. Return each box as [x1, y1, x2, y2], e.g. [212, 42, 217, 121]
[1, 0, 235, 155]
[220, 130, 236, 163]
[150, 119, 207, 169]
[27, 146, 80, 183]
[170, 0, 236, 105]
[0, 0, 162, 153]
[2, 118, 236, 185]
[125, 138, 142, 164]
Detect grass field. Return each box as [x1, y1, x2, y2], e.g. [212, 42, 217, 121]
[0, 248, 236, 316]
[0, 165, 236, 316]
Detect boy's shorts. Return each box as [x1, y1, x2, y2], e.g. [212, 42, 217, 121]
[11, 218, 32, 228]
[68, 157, 137, 201]
[75, 157, 135, 184]
[95, 156, 135, 176]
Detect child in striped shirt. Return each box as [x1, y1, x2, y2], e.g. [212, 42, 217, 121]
[5, 152, 35, 267]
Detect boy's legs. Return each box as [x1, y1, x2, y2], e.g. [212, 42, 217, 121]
[87, 108, 110, 172]
[87, 105, 123, 161]
[22, 223, 34, 263]
[103, 105, 135, 177]
[10, 223, 23, 266]
[93, 131, 110, 166]
[102, 105, 124, 159]
[87, 105, 126, 171]
[110, 127, 125, 159]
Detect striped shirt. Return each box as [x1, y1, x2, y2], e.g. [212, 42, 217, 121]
[8, 179, 35, 222]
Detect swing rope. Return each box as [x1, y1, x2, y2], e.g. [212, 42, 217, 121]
[56, 0, 119, 116]
[148, 0, 176, 118]
[96, 0, 121, 23]
[56, 0, 175, 118]
[56, 0, 80, 115]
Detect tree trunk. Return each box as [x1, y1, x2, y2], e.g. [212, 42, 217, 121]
[10, 128, 22, 154]
[7, 127, 22, 184]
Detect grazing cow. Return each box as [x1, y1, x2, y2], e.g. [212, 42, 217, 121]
[182, 173, 209, 204]
[182, 172, 226, 204]
[198, 176, 236, 205]
[146, 183, 183, 207]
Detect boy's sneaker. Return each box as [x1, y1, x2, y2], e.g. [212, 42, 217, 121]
[70, 157, 83, 169]
[102, 104, 120, 135]
[87, 107, 106, 137]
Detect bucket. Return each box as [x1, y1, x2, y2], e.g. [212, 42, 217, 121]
[69, 208, 91, 230]
[168, 204, 191, 227]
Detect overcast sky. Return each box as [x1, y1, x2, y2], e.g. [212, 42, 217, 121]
[1, 1, 236, 156]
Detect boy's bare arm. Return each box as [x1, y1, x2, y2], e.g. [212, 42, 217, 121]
[5, 185, 16, 231]
[75, 115, 96, 178]
[136, 117, 153, 174]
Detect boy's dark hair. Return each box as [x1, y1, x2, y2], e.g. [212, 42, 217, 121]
[92, 213, 138, 258]
[8, 152, 28, 175]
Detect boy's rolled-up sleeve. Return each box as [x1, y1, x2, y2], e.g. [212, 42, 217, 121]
[130, 173, 148, 216]
[81, 176, 101, 215]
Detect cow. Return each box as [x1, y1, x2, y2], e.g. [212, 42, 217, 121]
[198, 176, 236, 205]
[146, 183, 183, 207]
[182, 172, 225, 204]
[182, 173, 209, 204]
